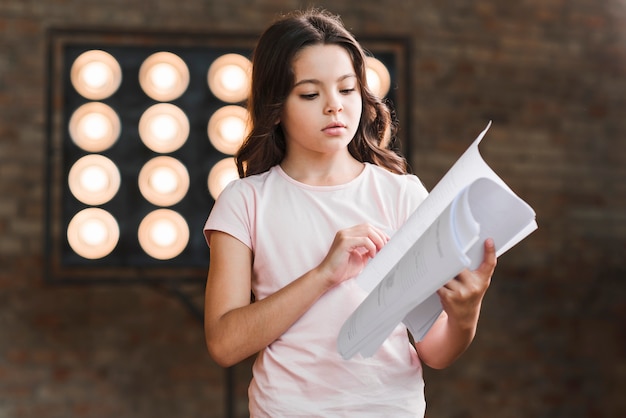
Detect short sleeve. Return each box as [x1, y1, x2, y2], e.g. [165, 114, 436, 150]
[203, 179, 254, 250]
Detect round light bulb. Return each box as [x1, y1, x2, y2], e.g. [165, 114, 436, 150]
[207, 105, 250, 155]
[70, 50, 122, 100]
[139, 103, 189, 153]
[68, 154, 120, 205]
[365, 56, 391, 98]
[208, 158, 239, 199]
[139, 52, 189, 102]
[138, 156, 189, 206]
[207, 53, 251, 103]
[67, 208, 119, 259]
[69, 102, 121, 152]
[138, 209, 189, 260]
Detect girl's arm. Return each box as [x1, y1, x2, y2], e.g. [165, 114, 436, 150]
[415, 238, 497, 369]
[204, 224, 389, 367]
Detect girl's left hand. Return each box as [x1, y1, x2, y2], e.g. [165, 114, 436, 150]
[436, 238, 497, 330]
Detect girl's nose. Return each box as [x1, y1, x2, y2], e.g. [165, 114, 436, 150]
[325, 96, 343, 114]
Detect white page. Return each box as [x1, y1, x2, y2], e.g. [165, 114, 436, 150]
[338, 123, 538, 359]
[403, 177, 537, 343]
[356, 122, 538, 292]
[400, 122, 538, 341]
[338, 191, 474, 359]
[339, 178, 536, 359]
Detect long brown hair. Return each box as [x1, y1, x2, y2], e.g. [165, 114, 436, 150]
[236, 9, 408, 177]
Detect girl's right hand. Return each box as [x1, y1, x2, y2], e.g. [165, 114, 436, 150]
[316, 223, 389, 288]
[205, 224, 388, 366]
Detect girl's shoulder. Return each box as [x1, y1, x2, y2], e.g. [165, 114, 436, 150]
[219, 167, 274, 192]
[365, 163, 428, 198]
[214, 166, 282, 206]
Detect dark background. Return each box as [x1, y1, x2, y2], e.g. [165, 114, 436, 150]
[1, 0, 624, 417]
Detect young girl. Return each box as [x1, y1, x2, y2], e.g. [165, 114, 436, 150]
[203, 9, 496, 417]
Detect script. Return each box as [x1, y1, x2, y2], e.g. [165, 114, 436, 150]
[337, 122, 538, 360]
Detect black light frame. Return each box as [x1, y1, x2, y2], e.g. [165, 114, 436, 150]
[43, 27, 411, 285]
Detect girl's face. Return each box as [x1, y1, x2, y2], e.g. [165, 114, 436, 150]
[279, 44, 363, 161]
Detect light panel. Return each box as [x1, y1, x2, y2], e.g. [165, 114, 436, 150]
[45, 29, 406, 283]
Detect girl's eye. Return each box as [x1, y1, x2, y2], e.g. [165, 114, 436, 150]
[340, 88, 356, 94]
[300, 93, 318, 100]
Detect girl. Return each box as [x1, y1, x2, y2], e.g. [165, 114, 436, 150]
[203, 9, 496, 417]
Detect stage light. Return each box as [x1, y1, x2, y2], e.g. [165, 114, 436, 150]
[207, 157, 238, 199]
[365, 56, 391, 98]
[46, 29, 406, 285]
[138, 156, 190, 207]
[139, 103, 189, 153]
[207, 105, 249, 155]
[70, 50, 122, 100]
[67, 208, 120, 259]
[138, 209, 190, 260]
[68, 102, 121, 152]
[68, 154, 121, 205]
[207, 53, 251, 103]
[139, 51, 190, 102]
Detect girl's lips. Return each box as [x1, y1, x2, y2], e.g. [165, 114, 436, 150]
[322, 122, 346, 135]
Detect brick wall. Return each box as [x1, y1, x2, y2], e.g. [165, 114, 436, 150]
[0, 0, 624, 417]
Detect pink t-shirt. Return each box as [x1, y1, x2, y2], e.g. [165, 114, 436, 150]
[204, 163, 429, 417]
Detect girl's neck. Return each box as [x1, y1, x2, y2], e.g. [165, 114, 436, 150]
[280, 154, 364, 187]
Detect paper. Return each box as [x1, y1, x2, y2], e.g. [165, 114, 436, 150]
[337, 122, 538, 360]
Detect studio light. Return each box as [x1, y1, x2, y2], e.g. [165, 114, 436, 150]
[45, 28, 407, 283]
[139, 51, 190, 102]
[68, 154, 121, 205]
[207, 105, 249, 155]
[207, 157, 239, 200]
[67, 208, 120, 260]
[138, 156, 190, 207]
[207, 53, 251, 103]
[69, 102, 121, 152]
[138, 209, 190, 261]
[70, 49, 122, 100]
[365, 56, 391, 98]
[139, 103, 189, 153]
